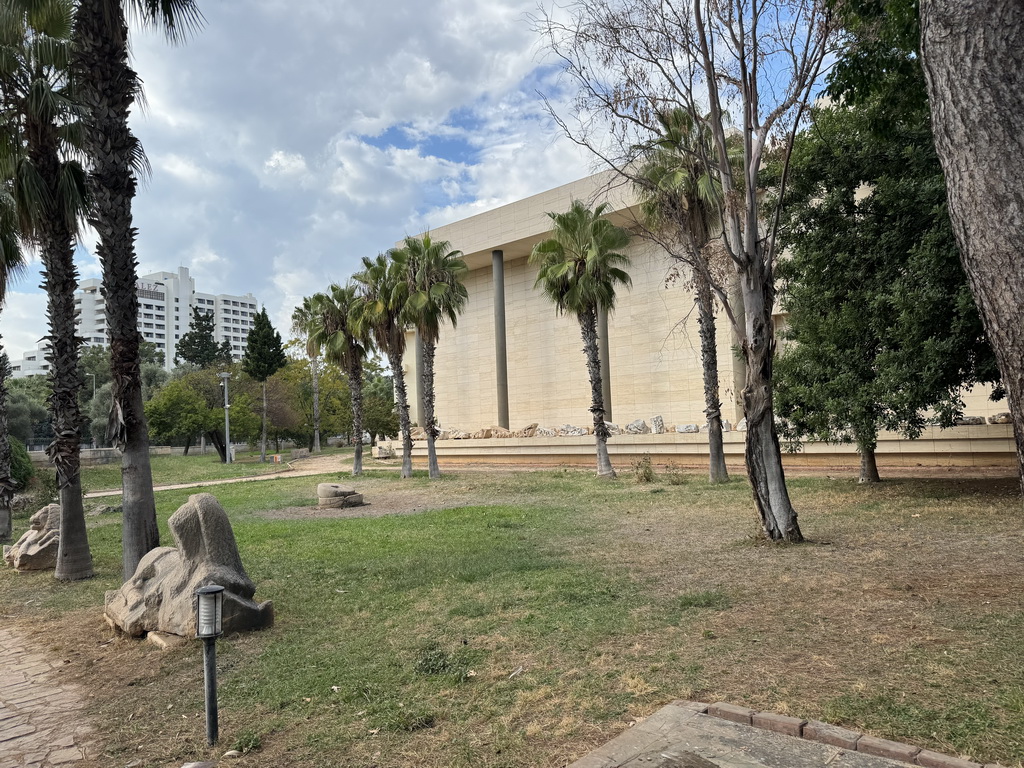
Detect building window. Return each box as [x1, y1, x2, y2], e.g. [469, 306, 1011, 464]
[144, 323, 153, 328]
[143, 313, 153, 319]
[143, 304, 153, 309]
[156, 324, 164, 330]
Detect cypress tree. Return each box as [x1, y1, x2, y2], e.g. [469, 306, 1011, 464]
[242, 308, 287, 461]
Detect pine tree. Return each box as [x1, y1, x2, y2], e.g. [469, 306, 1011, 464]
[242, 308, 287, 461]
[176, 307, 223, 368]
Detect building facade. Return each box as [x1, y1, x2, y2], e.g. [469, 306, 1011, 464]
[11, 266, 260, 377]
[403, 173, 997, 436]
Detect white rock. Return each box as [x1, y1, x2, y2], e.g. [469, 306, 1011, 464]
[559, 424, 587, 436]
[676, 424, 699, 434]
[625, 419, 650, 434]
[736, 418, 747, 431]
[651, 415, 666, 434]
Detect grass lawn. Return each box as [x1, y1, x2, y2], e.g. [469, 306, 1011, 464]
[2, 467, 1023, 767]
[77, 447, 352, 493]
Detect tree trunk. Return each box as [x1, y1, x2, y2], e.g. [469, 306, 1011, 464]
[35, 132, 93, 580]
[260, 380, 268, 462]
[421, 338, 441, 479]
[740, 268, 802, 542]
[349, 355, 364, 476]
[389, 353, 413, 478]
[859, 448, 880, 484]
[921, 0, 1024, 494]
[0, 351, 13, 543]
[74, 0, 158, 578]
[182, 435, 191, 457]
[207, 430, 226, 463]
[581, 307, 615, 478]
[696, 271, 729, 483]
[311, 353, 322, 453]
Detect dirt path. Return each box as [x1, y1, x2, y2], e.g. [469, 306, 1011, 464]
[0, 627, 94, 767]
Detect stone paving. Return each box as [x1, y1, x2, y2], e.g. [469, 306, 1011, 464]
[0, 627, 94, 767]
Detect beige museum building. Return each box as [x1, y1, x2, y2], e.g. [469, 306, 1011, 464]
[400, 173, 1012, 470]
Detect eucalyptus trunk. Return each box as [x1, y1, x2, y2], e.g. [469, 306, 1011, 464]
[73, 0, 158, 578]
[921, 0, 1024, 495]
[33, 132, 93, 580]
[348, 354, 364, 475]
[0, 351, 13, 542]
[389, 352, 413, 478]
[260, 380, 268, 462]
[696, 271, 728, 483]
[581, 307, 615, 478]
[421, 337, 441, 479]
[740, 266, 802, 542]
[311, 353, 322, 453]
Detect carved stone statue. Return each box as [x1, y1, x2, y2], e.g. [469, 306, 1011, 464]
[105, 493, 273, 638]
[3, 504, 61, 570]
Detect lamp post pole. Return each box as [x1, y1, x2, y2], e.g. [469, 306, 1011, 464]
[219, 372, 231, 464]
[196, 584, 225, 747]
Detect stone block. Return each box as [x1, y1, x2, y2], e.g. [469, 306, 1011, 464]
[536, 426, 557, 436]
[559, 424, 587, 436]
[3, 504, 60, 571]
[605, 422, 621, 436]
[916, 751, 982, 768]
[343, 493, 364, 507]
[988, 413, 1012, 425]
[954, 416, 985, 426]
[676, 424, 699, 434]
[625, 419, 650, 434]
[373, 444, 396, 458]
[857, 735, 920, 762]
[490, 426, 511, 438]
[146, 631, 187, 650]
[669, 700, 709, 714]
[707, 702, 753, 725]
[104, 493, 273, 638]
[317, 483, 356, 498]
[752, 711, 806, 737]
[651, 415, 666, 434]
[801, 720, 860, 749]
[471, 428, 493, 439]
[318, 496, 348, 509]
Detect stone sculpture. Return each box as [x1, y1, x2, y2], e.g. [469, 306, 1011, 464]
[625, 419, 651, 434]
[3, 504, 61, 571]
[317, 483, 364, 509]
[559, 424, 587, 436]
[989, 412, 1012, 424]
[104, 493, 273, 638]
[651, 415, 666, 434]
[676, 424, 699, 434]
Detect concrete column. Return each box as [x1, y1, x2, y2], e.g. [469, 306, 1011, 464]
[492, 250, 510, 429]
[598, 306, 612, 423]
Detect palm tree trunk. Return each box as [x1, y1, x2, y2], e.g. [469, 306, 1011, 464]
[311, 353, 321, 453]
[580, 307, 615, 478]
[389, 352, 413, 478]
[35, 137, 93, 580]
[696, 271, 729, 483]
[0, 351, 13, 542]
[73, 0, 158, 579]
[349, 355, 364, 475]
[261, 380, 268, 462]
[421, 338, 441, 479]
[740, 268, 802, 542]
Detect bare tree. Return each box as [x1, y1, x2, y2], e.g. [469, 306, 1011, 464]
[536, 0, 834, 541]
[920, 1, 1024, 494]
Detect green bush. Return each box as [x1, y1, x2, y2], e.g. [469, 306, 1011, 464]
[9, 436, 33, 490]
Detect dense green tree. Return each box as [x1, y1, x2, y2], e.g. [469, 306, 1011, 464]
[144, 378, 212, 452]
[73, 0, 201, 580]
[272, 358, 348, 451]
[7, 385, 48, 445]
[241, 308, 287, 462]
[353, 253, 414, 477]
[176, 307, 230, 368]
[635, 108, 730, 483]
[308, 284, 372, 474]
[392, 235, 468, 479]
[363, 363, 398, 445]
[0, 0, 93, 579]
[530, 201, 631, 478]
[773, 95, 996, 482]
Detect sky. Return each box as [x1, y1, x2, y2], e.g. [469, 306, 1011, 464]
[0, 0, 595, 362]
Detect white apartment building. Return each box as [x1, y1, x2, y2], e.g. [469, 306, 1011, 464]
[11, 266, 260, 377]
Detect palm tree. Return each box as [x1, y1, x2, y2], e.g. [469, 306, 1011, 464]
[0, 153, 26, 542]
[308, 284, 372, 475]
[290, 298, 322, 453]
[353, 253, 414, 478]
[392, 235, 468, 479]
[530, 200, 631, 478]
[0, 0, 93, 579]
[636, 108, 730, 483]
[71, 0, 202, 579]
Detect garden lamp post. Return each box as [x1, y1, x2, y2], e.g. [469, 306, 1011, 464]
[196, 584, 225, 746]
[218, 372, 231, 464]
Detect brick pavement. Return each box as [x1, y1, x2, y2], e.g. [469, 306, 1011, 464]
[0, 627, 94, 767]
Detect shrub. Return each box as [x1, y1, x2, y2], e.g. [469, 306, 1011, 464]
[631, 453, 655, 483]
[9, 436, 33, 489]
[663, 464, 687, 485]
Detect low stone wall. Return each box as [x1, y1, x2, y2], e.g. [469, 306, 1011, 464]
[405, 424, 1016, 469]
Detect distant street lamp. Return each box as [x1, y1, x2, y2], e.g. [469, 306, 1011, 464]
[195, 584, 225, 746]
[218, 372, 231, 464]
